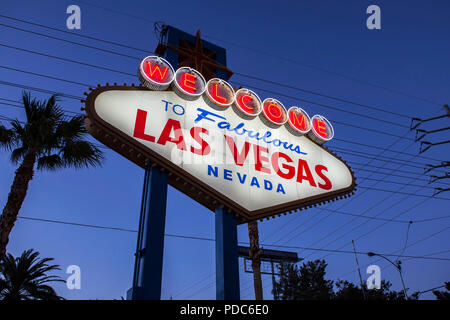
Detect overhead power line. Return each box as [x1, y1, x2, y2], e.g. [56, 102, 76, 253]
[0, 14, 429, 129]
[0, 41, 410, 134]
[1, 59, 448, 170]
[0, 21, 422, 129]
[232, 72, 412, 119]
[269, 138, 425, 247]
[56, 1, 443, 107]
[3, 99, 447, 179]
[17, 215, 450, 261]
[0, 43, 136, 77]
[338, 226, 450, 280]
[0, 14, 152, 54]
[0, 23, 144, 61]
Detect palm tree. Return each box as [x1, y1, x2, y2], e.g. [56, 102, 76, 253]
[0, 92, 103, 257]
[0, 249, 64, 300]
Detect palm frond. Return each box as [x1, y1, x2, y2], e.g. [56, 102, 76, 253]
[10, 146, 28, 164]
[37, 154, 64, 171]
[60, 140, 104, 169]
[21, 91, 33, 122]
[0, 123, 16, 150]
[0, 249, 63, 300]
[5, 92, 104, 170]
[55, 116, 86, 143]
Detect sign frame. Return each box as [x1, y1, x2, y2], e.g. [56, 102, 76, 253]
[84, 84, 357, 224]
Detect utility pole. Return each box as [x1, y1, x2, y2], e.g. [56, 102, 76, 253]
[411, 104, 450, 196]
[368, 252, 408, 299]
[352, 240, 366, 300]
[238, 246, 301, 300]
[248, 221, 263, 300]
[410, 104, 450, 154]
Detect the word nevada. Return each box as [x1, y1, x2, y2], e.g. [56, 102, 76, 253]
[137, 56, 334, 145]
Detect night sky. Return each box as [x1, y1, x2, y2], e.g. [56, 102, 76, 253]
[1, 0, 449, 300]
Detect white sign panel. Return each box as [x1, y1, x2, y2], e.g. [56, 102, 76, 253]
[86, 87, 355, 221]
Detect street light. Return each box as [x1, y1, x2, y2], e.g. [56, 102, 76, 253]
[367, 252, 408, 299]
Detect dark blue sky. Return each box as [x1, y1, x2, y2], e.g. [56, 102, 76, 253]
[1, 0, 449, 299]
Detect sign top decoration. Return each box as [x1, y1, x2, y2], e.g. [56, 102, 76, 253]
[83, 55, 356, 223]
[138, 56, 175, 90]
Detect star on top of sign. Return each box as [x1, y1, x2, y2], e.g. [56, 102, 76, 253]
[155, 30, 233, 81]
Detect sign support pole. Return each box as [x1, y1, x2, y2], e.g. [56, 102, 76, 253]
[127, 163, 168, 300]
[215, 207, 240, 300]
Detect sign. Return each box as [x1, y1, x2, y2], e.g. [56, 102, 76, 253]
[84, 57, 356, 223]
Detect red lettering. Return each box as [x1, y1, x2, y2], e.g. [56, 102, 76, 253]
[253, 144, 271, 174]
[144, 61, 168, 82]
[210, 83, 227, 104]
[133, 109, 155, 142]
[289, 110, 307, 132]
[237, 94, 254, 113]
[271, 152, 295, 179]
[224, 135, 251, 166]
[314, 119, 328, 138]
[190, 127, 210, 155]
[267, 103, 282, 119]
[297, 159, 316, 187]
[263, 99, 287, 125]
[157, 119, 187, 151]
[181, 73, 197, 93]
[315, 165, 332, 190]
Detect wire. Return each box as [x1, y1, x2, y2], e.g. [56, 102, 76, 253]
[0, 80, 83, 100]
[2, 100, 444, 179]
[66, 0, 443, 106]
[0, 15, 430, 130]
[2, 110, 446, 199]
[1, 41, 408, 132]
[231, 80, 409, 129]
[0, 43, 136, 77]
[302, 189, 428, 261]
[232, 72, 413, 119]
[0, 65, 94, 87]
[0, 40, 447, 170]
[0, 23, 144, 61]
[351, 165, 449, 186]
[171, 272, 215, 299]
[1, 29, 446, 252]
[356, 177, 436, 190]
[334, 137, 446, 163]
[1, 64, 448, 169]
[16, 215, 450, 261]
[339, 248, 450, 280]
[0, 16, 420, 121]
[338, 226, 450, 279]
[2, 103, 444, 190]
[268, 137, 416, 246]
[0, 66, 441, 168]
[0, 14, 152, 54]
[331, 146, 433, 169]
[0, 34, 429, 140]
[314, 197, 436, 262]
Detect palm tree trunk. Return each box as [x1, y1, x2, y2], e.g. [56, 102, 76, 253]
[248, 220, 263, 300]
[0, 150, 36, 257]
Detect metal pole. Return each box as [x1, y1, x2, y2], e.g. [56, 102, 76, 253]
[215, 207, 240, 300]
[368, 252, 408, 299]
[248, 220, 263, 300]
[352, 240, 366, 300]
[271, 260, 276, 300]
[396, 262, 409, 300]
[127, 164, 168, 300]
